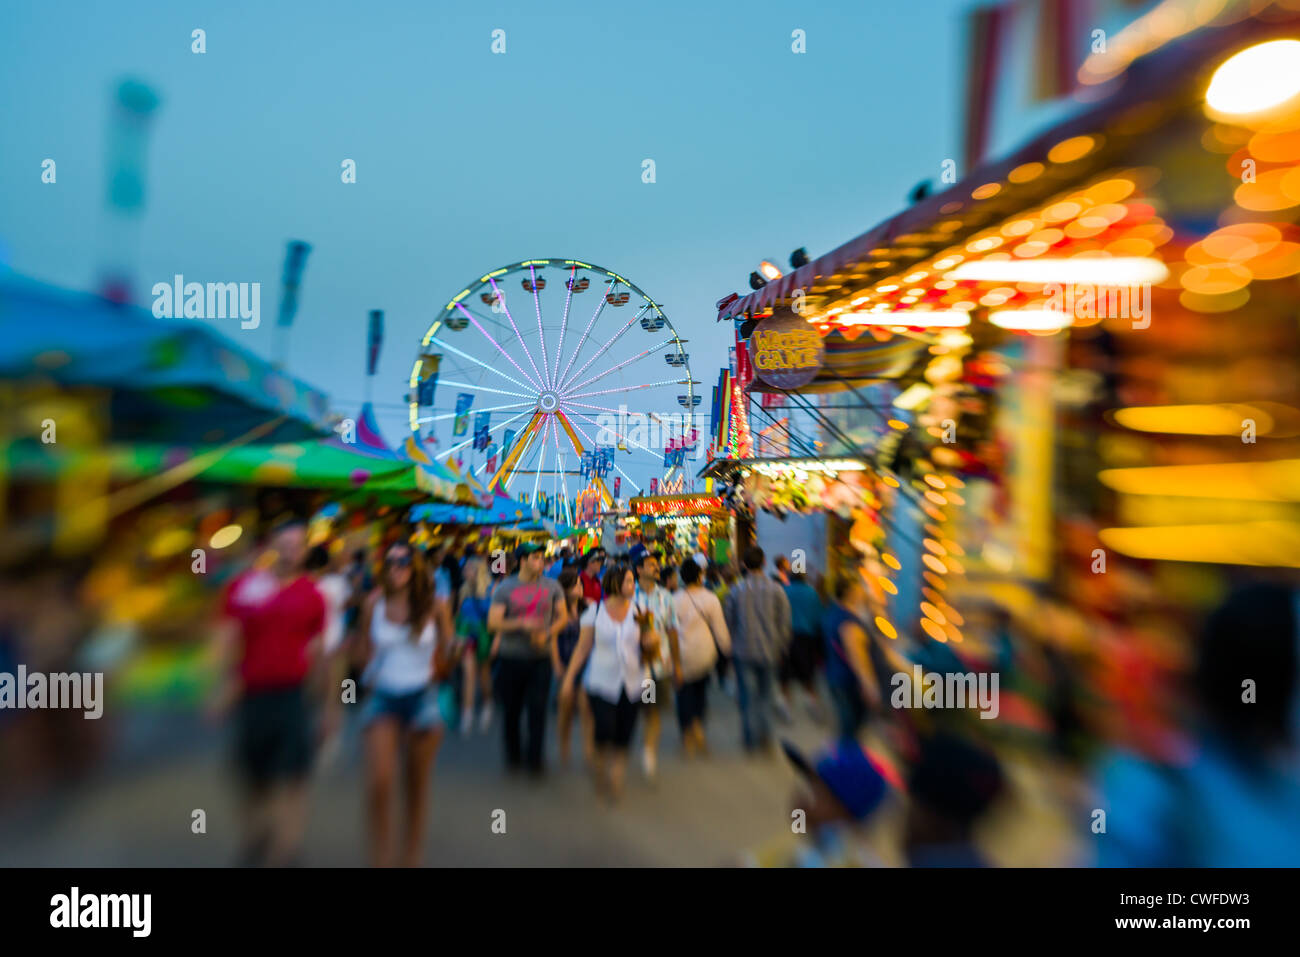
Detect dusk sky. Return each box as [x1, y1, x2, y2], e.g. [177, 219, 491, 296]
[3, 0, 1009, 443]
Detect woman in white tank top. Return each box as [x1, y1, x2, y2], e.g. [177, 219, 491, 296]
[356, 541, 452, 867]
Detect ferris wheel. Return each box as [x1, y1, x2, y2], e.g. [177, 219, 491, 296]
[408, 259, 699, 525]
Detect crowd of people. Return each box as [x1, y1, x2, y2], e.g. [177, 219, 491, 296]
[208, 518, 1017, 867]
[206, 516, 1300, 869]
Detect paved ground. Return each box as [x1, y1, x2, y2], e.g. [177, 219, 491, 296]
[0, 685, 1085, 867]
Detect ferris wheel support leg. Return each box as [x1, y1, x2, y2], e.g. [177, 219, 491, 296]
[487, 411, 544, 492]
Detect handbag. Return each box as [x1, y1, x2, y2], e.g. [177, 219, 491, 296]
[633, 597, 660, 666]
[682, 587, 725, 676]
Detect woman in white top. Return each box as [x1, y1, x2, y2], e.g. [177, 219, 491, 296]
[356, 542, 454, 867]
[672, 559, 732, 756]
[560, 564, 656, 801]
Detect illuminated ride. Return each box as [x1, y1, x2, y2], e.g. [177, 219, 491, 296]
[409, 259, 698, 523]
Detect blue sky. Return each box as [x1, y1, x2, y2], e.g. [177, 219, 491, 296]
[3, 0, 1001, 444]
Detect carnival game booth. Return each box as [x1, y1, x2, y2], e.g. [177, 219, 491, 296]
[716, 4, 1300, 755]
[628, 493, 733, 564]
[699, 454, 898, 591]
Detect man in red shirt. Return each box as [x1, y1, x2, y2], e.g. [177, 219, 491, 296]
[578, 548, 606, 605]
[211, 519, 326, 867]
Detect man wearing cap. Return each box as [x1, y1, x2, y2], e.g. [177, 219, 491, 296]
[487, 542, 568, 775]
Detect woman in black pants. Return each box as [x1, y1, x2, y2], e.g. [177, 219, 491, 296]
[560, 565, 654, 801]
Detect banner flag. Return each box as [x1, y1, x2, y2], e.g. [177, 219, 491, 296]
[417, 353, 441, 406]
[367, 309, 384, 377]
[453, 393, 474, 437]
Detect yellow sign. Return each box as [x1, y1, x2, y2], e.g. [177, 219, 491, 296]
[751, 312, 825, 390]
[752, 328, 821, 371]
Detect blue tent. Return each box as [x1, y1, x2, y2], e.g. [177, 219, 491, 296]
[0, 276, 331, 443]
[411, 490, 535, 526]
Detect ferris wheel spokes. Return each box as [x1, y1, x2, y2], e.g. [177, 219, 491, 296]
[614, 463, 642, 495]
[532, 415, 552, 503]
[527, 264, 551, 392]
[485, 278, 546, 391]
[563, 336, 677, 397]
[435, 328, 540, 395]
[563, 379, 689, 404]
[416, 399, 534, 424]
[567, 409, 660, 459]
[551, 264, 577, 390]
[443, 407, 533, 461]
[435, 378, 537, 400]
[453, 304, 545, 393]
[555, 279, 616, 391]
[552, 414, 568, 520]
[555, 304, 650, 395]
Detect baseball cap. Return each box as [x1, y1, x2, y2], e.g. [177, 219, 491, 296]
[782, 738, 889, 821]
[514, 542, 546, 560]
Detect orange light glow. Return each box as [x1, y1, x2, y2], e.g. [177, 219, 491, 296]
[1048, 135, 1098, 163]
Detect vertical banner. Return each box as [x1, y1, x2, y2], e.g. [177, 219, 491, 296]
[734, 329, 754, 392]
[1033, 0, 1087, 101]
[613, 476, 621, 498]
[100, 79, 160, 304]
[453, 393, 473, 437]
[503, 428, 516, 458]
[417, 353, 441, 407]
[715, 371, 732, 453]
[279, 241, 312, 329]
[650, 477, 659, 495]
[473, 411, 491, 450]
[962, 2, 1013, 173]
[366, 309, 384, 376]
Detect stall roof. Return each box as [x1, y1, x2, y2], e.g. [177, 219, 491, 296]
[6, 437, 467, 504]
[410, 490, 534, 526]
[0, 276, 332, 443]
[715, 13, 1296, 325]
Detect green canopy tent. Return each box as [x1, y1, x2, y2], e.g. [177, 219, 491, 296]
[6, 437, 469, 504]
